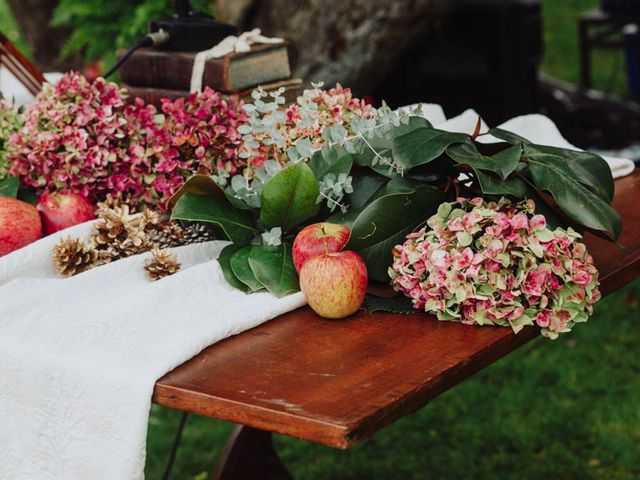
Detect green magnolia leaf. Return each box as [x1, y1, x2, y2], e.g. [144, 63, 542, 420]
[230, 246, 264, 292]
[167, 174, 225, 208]
[447, 141, 522, 181]
[217, 244, 250, 293]
[524, 144, 614, 202]
[363, 294, 416, 314]
[348, 170, 389, 210]
[347, 178, 445, 282]
[171, 193, 258, 245]
[248, 244, 299, 298]
[260, 162, 320, 231]
[308, 146, 353, 179]
[487, 128, 531, 145]
[527, 159, 622, 239]
[393, 127, 467, 171]
[475, 170, 528, 197]
[0, 176, 19, 198]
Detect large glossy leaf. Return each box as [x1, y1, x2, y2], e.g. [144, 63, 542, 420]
[217, 244, 250, 292]
[248, 244, 299, 298]
[308, 146, 353, 179]
[524, 144, 614, 202]
[171, 193, 258, 245]
[447, 141, 522, 180]
[393, 127, 467, 171]
[0, 176, 19, 198]
[527, 159, 622, 239]
[486, 128, 531, 145]
[475, 170, 527, 197]
[230, 246, 264, 292]
[260, 162, 320, 231]
[347, 178, 445, 282]
[167, 174, 225, 208]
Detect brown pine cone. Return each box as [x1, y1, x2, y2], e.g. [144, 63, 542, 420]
[144, 248, 181, 281]
[53, 237, 98, 277]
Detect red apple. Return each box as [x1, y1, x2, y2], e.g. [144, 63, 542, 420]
[0, 197, 43, 256]
[36, 192, 95, 235]
[299, 250, 368, 319]
[292, 222, 350, 273]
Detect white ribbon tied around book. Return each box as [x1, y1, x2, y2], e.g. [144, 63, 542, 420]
[190, 28, 284, 93]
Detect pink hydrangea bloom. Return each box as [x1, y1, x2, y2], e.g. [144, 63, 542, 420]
[389, 198, 601, 339]
[8, 74, 248, 209]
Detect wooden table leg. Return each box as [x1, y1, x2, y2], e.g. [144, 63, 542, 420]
[213, 426, 293, 480]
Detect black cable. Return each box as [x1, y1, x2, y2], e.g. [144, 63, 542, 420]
[103, 30, 170, 79]
[160, 411, 189, 480]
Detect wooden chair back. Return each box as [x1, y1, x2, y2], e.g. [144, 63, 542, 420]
[0, 30, 46, 97]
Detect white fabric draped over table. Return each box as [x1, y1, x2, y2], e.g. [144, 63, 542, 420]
[0, 222, 305, 479]
[0, 106, 634, 479]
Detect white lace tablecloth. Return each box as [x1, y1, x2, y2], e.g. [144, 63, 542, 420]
[0, 222, 305, 479]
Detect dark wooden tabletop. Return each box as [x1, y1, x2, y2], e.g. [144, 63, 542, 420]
[153, 169, 640, 449]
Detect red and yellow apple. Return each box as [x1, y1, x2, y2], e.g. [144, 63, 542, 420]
[0, 197, 43, 256]
[36, 192, 95, 235]
[292, 222, 350, 272]
[299, 250, 368, 319]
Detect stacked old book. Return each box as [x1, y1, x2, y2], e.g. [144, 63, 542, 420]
[118, 42, 301, 106]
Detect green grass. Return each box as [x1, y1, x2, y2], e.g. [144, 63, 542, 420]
[1, 0, 638, 478]
[542, 0, 628, 96]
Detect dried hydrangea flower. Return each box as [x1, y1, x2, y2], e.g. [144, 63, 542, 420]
[389, 197, 601, 339]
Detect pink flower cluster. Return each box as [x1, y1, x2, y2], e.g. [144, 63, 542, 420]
[389, 198, 601, 338]
[159, 87, 247, 178]
[8, 73, 247, 207]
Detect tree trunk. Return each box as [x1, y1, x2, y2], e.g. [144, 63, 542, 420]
[215, 0, 456, 95]
[6, 0, 81, 71]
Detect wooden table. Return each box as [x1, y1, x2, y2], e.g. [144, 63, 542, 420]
[153, 170, 640, 479]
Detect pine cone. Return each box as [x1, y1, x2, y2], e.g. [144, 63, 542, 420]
[150, 222, 186, 249]
[92, 205, 153, 260]
[144, 248, 181, 281]
[182, 222, 215, 245]
[96, 193, 138, 216]
[53, 237, 98, 277]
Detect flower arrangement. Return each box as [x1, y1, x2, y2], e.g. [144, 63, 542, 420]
[238, 83, 375, 171]
[389, 198, 601, 338]
[7, 75, 248, 208]
[0, 97, 22, 179]
[8, 72, 138, 202]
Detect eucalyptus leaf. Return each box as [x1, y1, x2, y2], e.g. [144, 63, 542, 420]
[308, 147, 353, 179]
[248, 244, 299, 298]
[347, 179, 445, 282]
[230, 246, 264, 292]
[260, 162, 320, 231]
[171, 193, 258, 245]
[393, 127, 467, 171]
[217, 244, 250, 292]
[0, 176, 19, 198]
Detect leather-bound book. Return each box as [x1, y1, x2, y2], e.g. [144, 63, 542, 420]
[117, 43, 291, 93]
[123, 78, 303, 108]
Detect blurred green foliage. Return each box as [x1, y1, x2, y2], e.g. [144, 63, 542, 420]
[51, 0, 214, 61]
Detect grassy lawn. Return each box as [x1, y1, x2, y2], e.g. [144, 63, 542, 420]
[1, 0, 639, 478]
